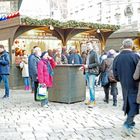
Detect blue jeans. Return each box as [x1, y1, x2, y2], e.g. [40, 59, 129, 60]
[23, 77, 30, 86]
[86, 72, 96, 102]
[0, 75, 10, 97]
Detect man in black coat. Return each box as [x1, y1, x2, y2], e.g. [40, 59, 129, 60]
[113, 39, 140, 136]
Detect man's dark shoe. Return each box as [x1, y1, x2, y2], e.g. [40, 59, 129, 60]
[2, 95, 9, 99]
[123, 124, 133, 136]
[113, 102, 117, 106]
[103, 99, 109, 103]
[113, 101, 117, 106]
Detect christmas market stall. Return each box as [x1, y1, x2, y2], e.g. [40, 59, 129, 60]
[0, 1, 119, 93]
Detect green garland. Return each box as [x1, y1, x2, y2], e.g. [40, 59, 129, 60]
[21, 17, 120, 31]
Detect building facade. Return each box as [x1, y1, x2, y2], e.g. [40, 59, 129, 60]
[1, 0, 140, 25]
[19, 0, 68, 20]
[67, 0, 140, 26]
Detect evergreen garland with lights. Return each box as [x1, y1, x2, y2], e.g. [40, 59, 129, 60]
[0, 11, 119, 31]
[21, 17, 120, 30]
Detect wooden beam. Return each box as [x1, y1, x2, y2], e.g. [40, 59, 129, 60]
[0, 17, 20, 29]
[52, 28, 90, 46]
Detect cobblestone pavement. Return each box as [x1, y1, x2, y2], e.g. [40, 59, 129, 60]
[0, 85, 140, 140]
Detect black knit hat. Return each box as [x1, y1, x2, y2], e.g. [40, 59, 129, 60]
[41, 51, 48, 58]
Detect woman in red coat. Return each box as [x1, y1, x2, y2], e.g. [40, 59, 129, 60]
[37, 51, 56, 107]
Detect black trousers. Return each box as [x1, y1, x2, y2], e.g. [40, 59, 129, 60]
[34, 81, 39, 101]
[103, 82, 118, 103]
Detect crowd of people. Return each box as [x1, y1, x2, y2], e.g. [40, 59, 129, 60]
[0, 38, 140, 136]
[21, 45, 83, 107]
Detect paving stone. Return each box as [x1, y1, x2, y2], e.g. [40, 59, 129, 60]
[35, 138, 48, 140]
[21, 132, 35, 139]
[34, 132, 50, 138]
[0, 85, 140, 140]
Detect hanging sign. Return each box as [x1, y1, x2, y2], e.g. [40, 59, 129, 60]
[124, 5, 133, 16]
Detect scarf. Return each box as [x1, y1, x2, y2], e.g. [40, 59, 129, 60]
[42, 59, 54, 76]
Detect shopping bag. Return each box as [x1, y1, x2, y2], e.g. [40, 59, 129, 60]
[36, 84, 48, 101]
[38, 84, 47, 96]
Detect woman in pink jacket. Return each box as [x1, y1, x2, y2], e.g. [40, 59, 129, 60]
[37, 51, 56, 107]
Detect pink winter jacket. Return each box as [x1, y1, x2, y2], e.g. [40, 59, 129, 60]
[37, 58, 56, 87]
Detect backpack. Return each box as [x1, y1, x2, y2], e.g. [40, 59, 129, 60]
[101, 71, 109, 86]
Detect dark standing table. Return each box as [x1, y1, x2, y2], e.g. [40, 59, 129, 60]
[48, 64, 86, 103]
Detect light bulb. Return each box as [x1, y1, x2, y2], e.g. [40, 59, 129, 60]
[49, 25, 54, 30]
[97, 29, 100, 33]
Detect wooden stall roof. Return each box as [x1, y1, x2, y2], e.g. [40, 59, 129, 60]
[0, 16, 119, 50]
[108, 28, 140, 39]
[106, 24, 140, 51]
[0, 16, 119, 33]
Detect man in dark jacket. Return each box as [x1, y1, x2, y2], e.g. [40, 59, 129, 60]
[101, 49, 118, 106]
[68, 47, 82, 64]
[113, 39, 140, 136]
[0, 45, 10, 98]
[28, 47, 41, 101]
[28, 46, 38, 93]
[83, 42, 99, 108]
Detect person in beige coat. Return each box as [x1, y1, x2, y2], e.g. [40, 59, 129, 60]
[20, 50, 30, 90]
[133, 60, 140, 104]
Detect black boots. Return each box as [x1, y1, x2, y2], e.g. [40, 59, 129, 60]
[103, 98, 109, 103]
[113, 101, 117, 106]
[104, 93, 109, 103]
[113, 94, 117, 106]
